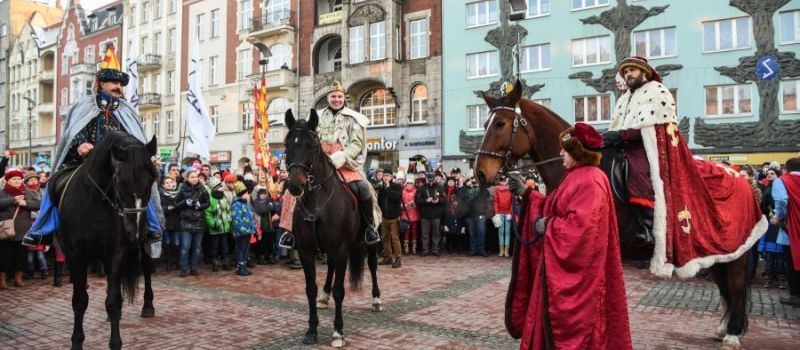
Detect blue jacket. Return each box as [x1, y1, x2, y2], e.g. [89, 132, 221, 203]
[772, 178, 790, 246]
[231, 197, 256, 238]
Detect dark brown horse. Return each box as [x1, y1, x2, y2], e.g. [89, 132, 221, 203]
[474, 81, 750, 350]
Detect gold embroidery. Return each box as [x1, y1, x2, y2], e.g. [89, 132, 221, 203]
[667, 123, 679, 147]
[678, 205, 692, 234]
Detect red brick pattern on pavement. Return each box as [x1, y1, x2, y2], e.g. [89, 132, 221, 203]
[0, 256, 798, 350]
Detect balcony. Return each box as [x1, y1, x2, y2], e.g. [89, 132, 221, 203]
[31, 135, 57, 147]
[38, 101, 54, 114]
[38, 69, 54, 83]
[138, 54, 162, 71]
[248, 10, 295, 40]
[71, 63, 96, 76]
[140, 93, 161, 108]
[240, 69, 296, 100]
[318, 10, 342, 26]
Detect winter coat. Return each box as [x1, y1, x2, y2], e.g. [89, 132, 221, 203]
[0, 188, 41, 241]
[230, 197, 256, 238]
[401, 188, 419, 222]
[252, 197, 281, 233]
[204, 184, 232, 235]
[494, 186, 513, 215]
[377, 182, 402, 220]
[414, 183, 445, 219]
[458, 185, 490, 219]
[159, 187, 181, 231]
[176, 182, 210, 234]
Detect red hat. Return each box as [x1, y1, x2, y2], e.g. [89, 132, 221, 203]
[4, 169, 24, 181]
[224, 174, 238, 183]
[559, 123, 603, 167]
[618, 55, 662, 83]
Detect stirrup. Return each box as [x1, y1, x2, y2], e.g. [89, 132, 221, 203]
[278, 232, 295, 249]
[365, 228, 381, 245]
[22, 232, 43, 247]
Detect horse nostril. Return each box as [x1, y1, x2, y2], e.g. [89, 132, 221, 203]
[476, 171, 486, 187]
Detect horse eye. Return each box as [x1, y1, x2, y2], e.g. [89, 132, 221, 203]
[495, 121, 505, 128]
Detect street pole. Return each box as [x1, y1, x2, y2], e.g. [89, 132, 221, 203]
[23, 96, 34, 168]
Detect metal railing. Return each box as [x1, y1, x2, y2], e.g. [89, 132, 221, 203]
[138, 54, 162, 67]
[139, 93, 161, 106]
[248, 9, 295, 33]
[71, 63, 96, 75]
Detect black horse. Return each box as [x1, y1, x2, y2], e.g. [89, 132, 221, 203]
[284, 109, 381, 348]
[53, 131, 158, 350]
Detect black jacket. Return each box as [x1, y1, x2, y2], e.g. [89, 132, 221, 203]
[159, 187, 181, 231]
[176, 182, 210, 233]
[252, 197, 281, 232]
[414, 183, 445, 219]
[377, 182, 402, 219]
[457, 185, 490, 219]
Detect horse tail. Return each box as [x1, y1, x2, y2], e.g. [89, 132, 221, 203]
[120, 246, 141, 305]
[348, 246, 365, 290]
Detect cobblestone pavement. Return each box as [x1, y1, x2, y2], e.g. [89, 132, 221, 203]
[0, 255, 798, 349]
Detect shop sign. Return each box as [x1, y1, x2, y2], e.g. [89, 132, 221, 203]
[158, 148, 174, 163]
[400, 137, 438, 151]
[210, 151, 231, 163]
[366, 137, 398, 152]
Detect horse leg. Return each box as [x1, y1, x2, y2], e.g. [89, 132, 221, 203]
[331, 255, 348, 348]
[317, 255, 334, 309]
[709, 264, 731, 342]
[721, 257, 749, 350]
[69, 261, 88, 350]
[141, 252, 155, 318]
[105, 257, 124, 350]
[367, 245, 382, 312]
[299, 251, 319, 345]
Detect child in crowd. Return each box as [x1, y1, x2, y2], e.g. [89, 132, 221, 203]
[231, 182, 256, 276]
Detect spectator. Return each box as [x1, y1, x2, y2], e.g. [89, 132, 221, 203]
[252, 188, 280, 264]
[459, 177, 490, 257]
[493, 176, 513, 257]
[230, 182, 256, 276]
[377, 171, 403, 268]
[443, 177, 466, 254]
[176, 170, 210, 277]
[401, 177, 419, 255]
[772, 157, 800, 307]
[160, 176, 181, 271]
[415, 172, 444, 256]
[205, 176, 232, 272]
[0, 170, 41, 288]
[761, 168, 785, 288]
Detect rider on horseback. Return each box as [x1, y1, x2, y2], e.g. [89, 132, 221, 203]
[278, 81, 381, 248]
[22, 45, 163, 247]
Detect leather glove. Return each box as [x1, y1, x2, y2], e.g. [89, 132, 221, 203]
[506, 171, 526, 197]
[603, 130, 622, 146]
[534, 217, 548, 236]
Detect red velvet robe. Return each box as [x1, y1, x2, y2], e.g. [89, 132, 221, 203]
[508, 165, 632, 350]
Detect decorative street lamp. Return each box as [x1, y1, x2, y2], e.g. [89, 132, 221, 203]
[22, 96, 35, 168]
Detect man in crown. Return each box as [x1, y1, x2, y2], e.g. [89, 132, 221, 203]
[278, 80, 381, 248]
[23, 45, 162, 246]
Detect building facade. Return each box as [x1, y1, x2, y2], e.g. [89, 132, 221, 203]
[297, 0, 443, 172]
[442, 0, 800, 170]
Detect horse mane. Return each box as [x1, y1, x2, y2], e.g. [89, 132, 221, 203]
[84, 131, 156, 180]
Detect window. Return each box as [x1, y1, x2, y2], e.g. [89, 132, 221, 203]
[153, 113, 160, 137]
[573, 95, 612, 123]
[167, 70, 175, 94]
[703, 17, 751, 52]
[266, 0, 290, 24]
[360, 89, 396, 126]
[154, 32, 162, 53]
[350, 25, 365, 63]
[267, 98, 291, 124]
[155, 0, 162, 18]
[333, 48, 342, 71]
[142, 115, 149, 135]
[239, 0, 253, 31]
[267, 44, 291, 70]
[211, 9, 220, 38]
[783, 80, 799, 112]
[210, 106, 219, 132]
[61, 87, 68, 106]
[1, 24, 7, 37]
[168, 28, 177, 53]
[153, 73, 161, 93]
[370, 21, 386, 60]
[209, 56, 218, 85]
[167, 111, 175, 136]
[572, 35, 611, 66]
[84, 45, 95, 64]
[196, 14, 205, 41]
[705, 84, 752, 117]
[169, 0, 177, 14]
[467, 51, 499, 78]
[411, 84, 428, 123]
[466, 0, 498, 28]
[533, 98, 551, 108]
[571, 0, 608, 11]
[141, 36, 150, 55]
[780, 10, 800, 44]
[527, 0, 550, 17]
[241, 104, 253, 130]
[409, 19, 428, 59]
[141, 1, 149, 24]
[634, 27, 676, 59]
[333, 0, 343, 12]
[129, 6, 136, 26]
[521, 43, 550, 72]
[467, 104, 490, 130]
[239, 50, 252, 79]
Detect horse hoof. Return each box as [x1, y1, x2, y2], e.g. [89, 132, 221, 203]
[372, 303, 383, 312]
[720, 335, 741, 350]
[141, 307, 155, 318]
[713, 330, 726, 341]
[331, 337, 346, 348]
[302, 333, 318, 345]
[317, 300, 329, 309]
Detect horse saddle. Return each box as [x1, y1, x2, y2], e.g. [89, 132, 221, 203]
[48, 165, 80, 208]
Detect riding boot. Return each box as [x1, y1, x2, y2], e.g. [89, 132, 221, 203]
[53, 262, 63, 287]
[358, 198, 381, 245]
[637, 206, 655, 248]
[0, 272, 7, 289]
[13, 271, 24, 287]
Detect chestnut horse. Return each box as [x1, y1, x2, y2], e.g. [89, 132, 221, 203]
[474, 81, 750, 350]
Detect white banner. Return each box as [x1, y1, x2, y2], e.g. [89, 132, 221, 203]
[184, 40, 215, 160]
[124, 26, 139, 111]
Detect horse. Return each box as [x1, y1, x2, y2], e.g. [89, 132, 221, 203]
[283, 109, 382, 348]
[473, 81, 751, 350]
[53, 131, 159, 350]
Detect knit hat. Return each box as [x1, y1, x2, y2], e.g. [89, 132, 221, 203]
[232, 181, 248, 197]
[23, 172, 39, 184]
[405, 177, 414, 185]
[4, 169, 24, 181]
[559, 123, 603, 167]
[617, 55, 662, 83]
[224, 174, 238, 183]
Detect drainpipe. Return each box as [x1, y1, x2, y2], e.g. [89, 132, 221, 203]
[295, 1, 300, 111]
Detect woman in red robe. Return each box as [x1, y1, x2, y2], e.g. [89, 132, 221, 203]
[507, 123, 632, 350]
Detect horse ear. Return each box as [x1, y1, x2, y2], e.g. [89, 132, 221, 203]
[146, 136, 157, 157]
[480, 90, 496, 108]
[308, 108, 319, 131]
[285, 109, 295, 128]
[508, 80, 523, 103]
[112, 144, 128, 161]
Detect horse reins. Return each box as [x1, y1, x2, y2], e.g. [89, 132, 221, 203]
[476, 106, 561, 175]
[286, 128, 341, 222]
[86, 172, 147, 218]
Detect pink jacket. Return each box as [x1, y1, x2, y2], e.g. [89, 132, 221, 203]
[401, 188, 420, 222]
[494, 186, 513, 215]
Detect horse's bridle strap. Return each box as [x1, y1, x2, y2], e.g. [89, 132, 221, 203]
[476, 105, 531, 171]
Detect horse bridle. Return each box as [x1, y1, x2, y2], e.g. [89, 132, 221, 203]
[476, 106, 561, 174]
[285, 128, 340, 222]
[86, 172, 147, 218]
